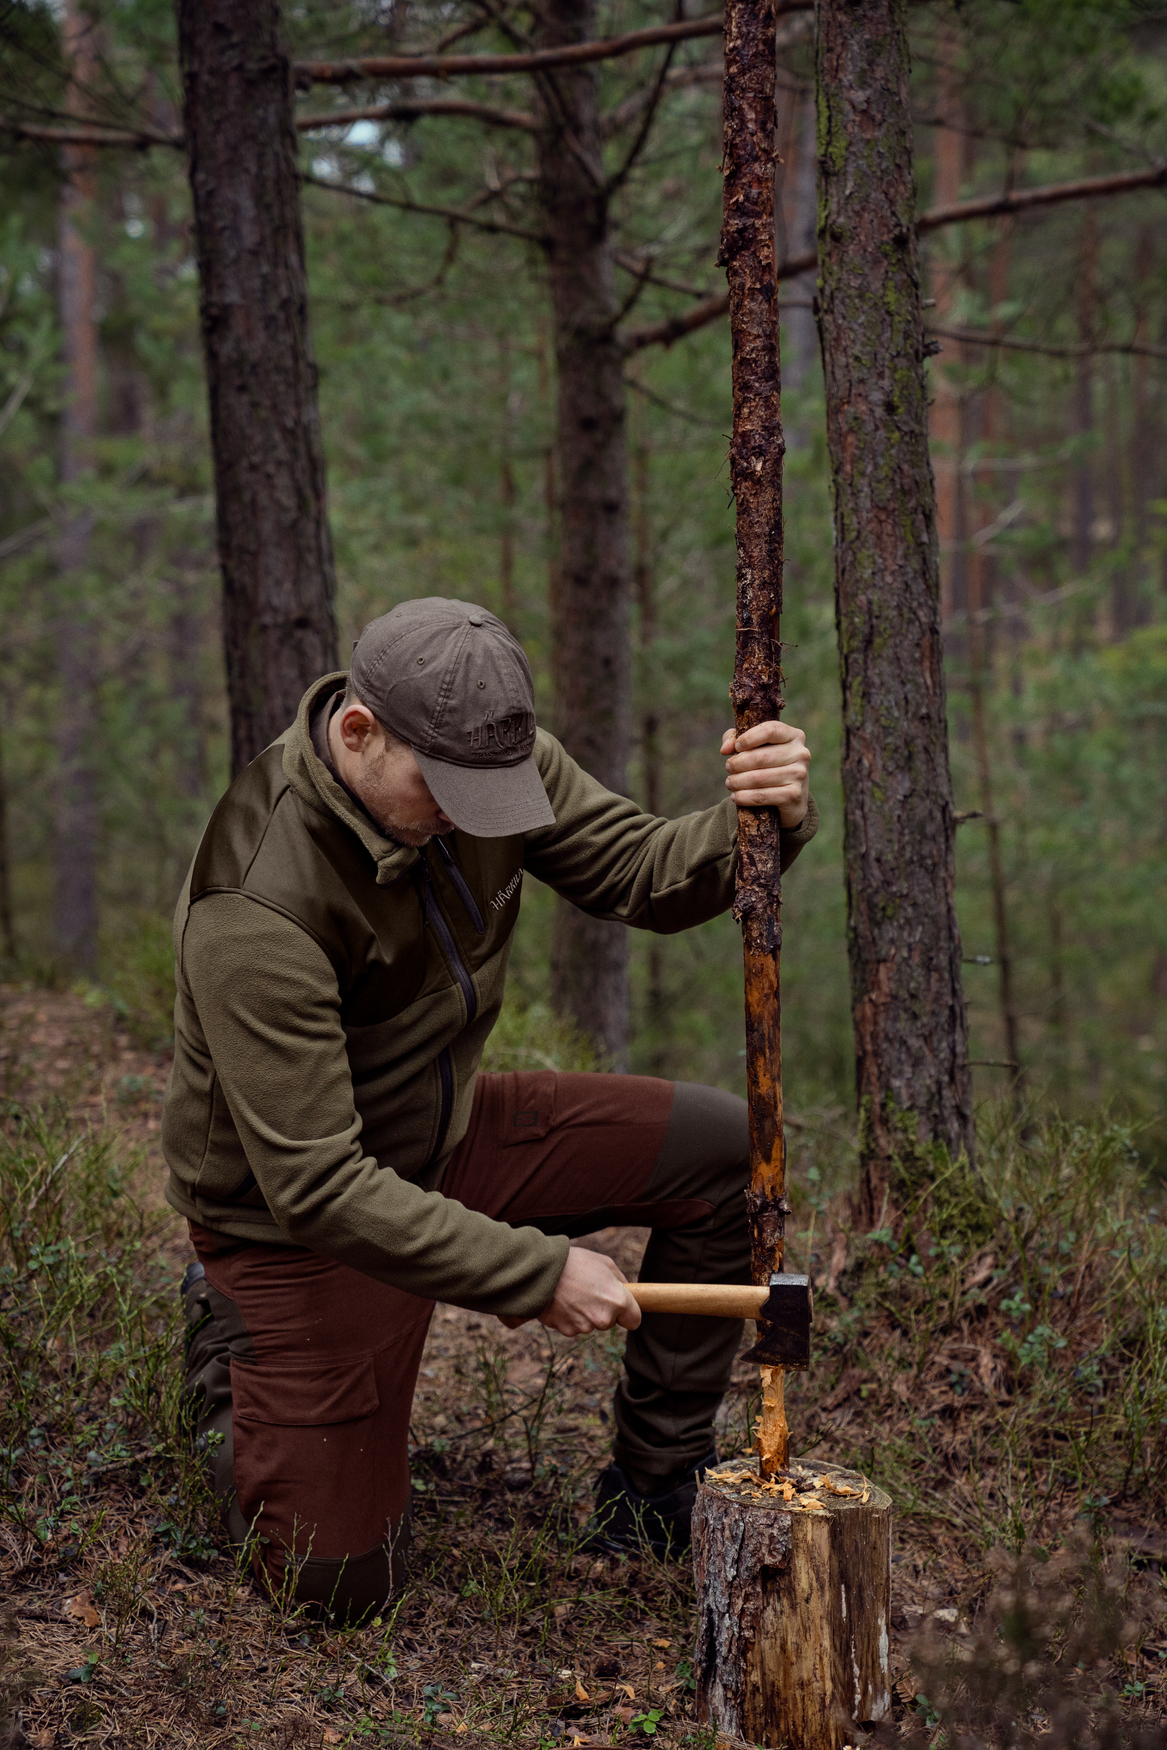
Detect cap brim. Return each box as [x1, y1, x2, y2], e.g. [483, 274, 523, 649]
[413, 747, 555, 838]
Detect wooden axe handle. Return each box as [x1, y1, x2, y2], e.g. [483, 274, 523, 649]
[628, 1283, 770, 1319]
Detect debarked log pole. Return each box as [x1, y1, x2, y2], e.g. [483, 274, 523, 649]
[719, 0, 787, 1474]
[693, 1461, 893, 1749]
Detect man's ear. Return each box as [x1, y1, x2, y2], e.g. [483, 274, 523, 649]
[337, 702, 380, 753]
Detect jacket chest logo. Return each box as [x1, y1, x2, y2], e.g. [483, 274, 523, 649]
[489, 869, 523, 913]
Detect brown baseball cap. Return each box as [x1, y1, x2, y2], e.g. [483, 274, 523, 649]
[349, 598, 555, 838]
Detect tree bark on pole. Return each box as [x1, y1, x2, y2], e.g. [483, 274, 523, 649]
[719, 0, 788, 1473]
[177, 0, 338, 776]
[694, 18, 896, 1739]
[815, 0, 973, 1224]
[534, 0, 633, 1067]
[55, 0, 101, 975]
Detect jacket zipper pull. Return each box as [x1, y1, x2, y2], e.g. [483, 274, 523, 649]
[419, 854, 430, 924]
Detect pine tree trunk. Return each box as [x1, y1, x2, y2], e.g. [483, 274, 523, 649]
[55, 0, 101, 975]
[815, 0, 973, 1221]
[535, 0, 633, 1066]
[177, 0, 337, 776]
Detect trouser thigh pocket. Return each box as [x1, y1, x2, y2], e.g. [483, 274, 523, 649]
[230, 1355, 382, 1565]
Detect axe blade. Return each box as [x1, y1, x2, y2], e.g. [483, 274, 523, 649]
[741, 1271, 813, 1369]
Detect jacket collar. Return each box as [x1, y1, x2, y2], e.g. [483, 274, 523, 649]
[282, 673, 421, 886]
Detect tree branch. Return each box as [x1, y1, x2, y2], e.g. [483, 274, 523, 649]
[929, 323, 1167, 363]
[605, 41, 677, 196]
[0, 114, 179, 147]
[624, 245, 814, 350]
[300, 171, 547, 241]
[293, 10, 818, 85]
[316, 223, 463, 310]
[601, 59, 723, 136]
[296, 97, 537, 132]
[615, 252, 719, 297]
[917, 162, 1167, 232]
[624, 162, 1167, 352]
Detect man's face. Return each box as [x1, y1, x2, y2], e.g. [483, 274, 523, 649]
[330, 703, 454, 845]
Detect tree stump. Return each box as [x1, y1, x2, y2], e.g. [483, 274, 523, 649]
[692, 1458, 892, 1749]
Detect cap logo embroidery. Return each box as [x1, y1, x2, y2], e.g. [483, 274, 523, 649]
[467, 710, 535, 753]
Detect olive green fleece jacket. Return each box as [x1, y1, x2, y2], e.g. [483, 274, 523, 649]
[161, 672, 818, 1319]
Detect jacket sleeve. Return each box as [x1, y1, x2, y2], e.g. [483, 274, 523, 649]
[523, 729, 818, 933]
[176, 893, 570, 1315]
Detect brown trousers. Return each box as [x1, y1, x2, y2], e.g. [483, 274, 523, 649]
[184, 1071, 749, 1617]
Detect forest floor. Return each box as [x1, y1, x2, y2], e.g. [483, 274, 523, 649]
[2, 985, 1167, 1749]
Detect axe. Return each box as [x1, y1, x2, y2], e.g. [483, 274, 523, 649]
[628, 1273, 812, 1369]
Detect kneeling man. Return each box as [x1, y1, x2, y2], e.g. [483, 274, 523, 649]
[166, 598, 815, 1618]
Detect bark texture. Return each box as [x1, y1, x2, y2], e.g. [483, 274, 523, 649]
[55, 0, 100, 974]
[178, 0, 337, 776]
[693, 1462, 892, 1748]
[815, 0, 973, 1220]
[536, 0, 633, 1065]
[721, 0, 790, 1476]
[721, 0, 786, 1298]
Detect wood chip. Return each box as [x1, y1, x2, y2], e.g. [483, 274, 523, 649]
[819, 1475, 863, 1498]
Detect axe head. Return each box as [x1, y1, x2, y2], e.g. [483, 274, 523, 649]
[741, 1271, 813, 1369]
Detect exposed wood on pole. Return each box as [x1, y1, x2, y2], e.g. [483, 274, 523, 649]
[816, 0, 973, 1221]
[177, 0, 339, 775]
[718, 0, 787, 1476]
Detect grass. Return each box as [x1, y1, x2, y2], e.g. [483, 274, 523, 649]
[782, 1110, 1167, 1559]
[2, 998, 1166, 1745]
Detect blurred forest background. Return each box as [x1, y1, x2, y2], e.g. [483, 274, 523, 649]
[0, 0, 1165, 1160]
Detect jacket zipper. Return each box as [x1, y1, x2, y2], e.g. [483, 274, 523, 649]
[420, 848, 485, 1165]
[432, 836, 486, 933]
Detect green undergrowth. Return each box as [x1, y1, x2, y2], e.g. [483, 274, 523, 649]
[3, 1096, 1167, 1743]
[789, 1110, 1167, 1555]
[0, 1103, 212, 1563]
